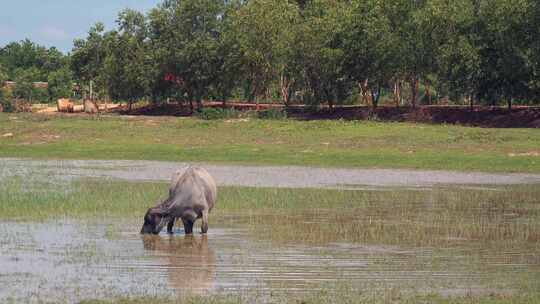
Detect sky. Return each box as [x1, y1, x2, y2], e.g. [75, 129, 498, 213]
[0, 0, 161, 53]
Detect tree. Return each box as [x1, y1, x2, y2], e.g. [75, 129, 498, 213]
[230, 0, 301, 106]
[0, 64, 10, 111]
[71, 23, 108, 100]
[103, 9, 153, 109]
[13, 67, 45, 102]
[475, 0, 533, 109]
[294, 0, 351, 109]
[0, 39, 69, 82]
[48, 67, 73, 101]
[374, 0, 440, 108]
[0, 63, 7, 84]
[343, 0, 397, 110]
[149, 0, 226, 110]
[213, 2, 243, 106]
[431, 0, 481, 109]
[528, 0, 540, 101]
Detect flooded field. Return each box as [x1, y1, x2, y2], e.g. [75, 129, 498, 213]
[0, 179, 539, 303]
[1, 217, 539, 303]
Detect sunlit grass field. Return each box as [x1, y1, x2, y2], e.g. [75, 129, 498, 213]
[1, 113, 540, 172]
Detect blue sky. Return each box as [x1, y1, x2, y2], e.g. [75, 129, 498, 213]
[0, 0, 161, 53]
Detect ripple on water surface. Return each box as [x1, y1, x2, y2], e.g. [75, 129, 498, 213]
[0, 220, 538, 303]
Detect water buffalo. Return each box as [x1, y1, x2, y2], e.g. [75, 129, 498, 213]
[141, 166, 217, 235]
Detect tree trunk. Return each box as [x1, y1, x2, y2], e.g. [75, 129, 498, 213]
[196, 93, 203, 110]
[371, 86, 381, 110]
[358, 82, 364, 104]
[507, 97, 512, 110]
[359, 79, 371, 106]
[410, 76, 419, 108]
[251, 79, 261, 111]
[280, 74, 292, 106]
[398, 80, 404, 106]
[425, 82, 432, 105]
[393, 81, 400, 107]
[469, 94, 474, 111]
[89, 80, 93, 101]
[324, 88, 334, 110]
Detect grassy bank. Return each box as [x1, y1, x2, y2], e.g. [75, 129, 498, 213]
[1, 113, 540, 172]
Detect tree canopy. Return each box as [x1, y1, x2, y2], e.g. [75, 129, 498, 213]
[2, 0, 539, 108]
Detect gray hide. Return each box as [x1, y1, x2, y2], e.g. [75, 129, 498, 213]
[141, 166, 217, 234]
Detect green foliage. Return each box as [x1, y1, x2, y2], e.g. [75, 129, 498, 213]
[294, 0, 351, 108]
[2, 0, 540, 106]
[71, 23, 108, 100]
[0, 88, 14, 112]
[148, 0, 227, 107]
[12, 67, 50, 103]
[47, 67, 73, 100]
[257, 108, 287, 120]
[102, 10, 152, 104]
[0, 63, 7, 84]
[0, 39, 69, 81]
[230, 0, 301, 103]
[196, 107, 241, 120]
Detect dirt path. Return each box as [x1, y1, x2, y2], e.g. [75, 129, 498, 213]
[2, 158, 540, 189]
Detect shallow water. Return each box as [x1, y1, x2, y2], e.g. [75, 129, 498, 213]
[1, 219, 538, 303]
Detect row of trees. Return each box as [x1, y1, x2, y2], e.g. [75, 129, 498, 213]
[0, 39, 73, 103]
[3, 0, 540, 110]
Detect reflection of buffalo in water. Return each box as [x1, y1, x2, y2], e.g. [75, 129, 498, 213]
[142, 235, 215, 295]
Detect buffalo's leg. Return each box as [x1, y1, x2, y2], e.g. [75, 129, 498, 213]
[166, 218, 176, 234]
[182, 218, 194, 235]
[201, 210, 209, 234]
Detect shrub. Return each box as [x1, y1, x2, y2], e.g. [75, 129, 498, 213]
[258, 108, 287, 120]
[0, 89, 14, 112]
[196, 107, 241, 120]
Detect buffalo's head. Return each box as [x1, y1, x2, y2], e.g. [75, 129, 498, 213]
[140, 207, 171, 234]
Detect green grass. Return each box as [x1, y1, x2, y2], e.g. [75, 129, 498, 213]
[2, 178, 540, 249]
[1, 113, 540, 172]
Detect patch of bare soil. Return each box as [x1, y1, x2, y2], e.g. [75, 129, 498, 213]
[34, 103, 122, 114]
